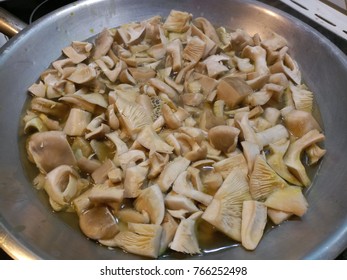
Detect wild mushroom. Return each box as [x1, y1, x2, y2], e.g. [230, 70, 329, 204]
[117, 22, 146, 46]
[166, 39, 183, 71]
[289, 82, 314, 113]
[306, 144, 326, 165]
[67, 63, 97, 84]
[264, 185, 308, 217]
[63, 108, 92, 136]
[148, 151, 170, 179]
[136, 125, 174, 153]
[91, 159, 116, 184]
[44, 165, 82, 211]
[241, 200, 267, 250]
[241, 140, 260, 174]
[183, 36, 206, 62]
[162, 10, 192, 33]
[169, 211, 202, 254]
[27, 131, 77, 173]
[93, 28, 114, 60]
[79, 206, 119, 240]
[283, 109, 321, 138]
[212, 153, 248, 178]
[123, 161, 149, 198]
[165, 191, 200, 213]
[117, 209, 150, 224]
[250, 155, 288, 201]
[134, 184, 165, 225]
[101, 223, 162, 258]
[284, 129, 325, 187]
[148, 78, 179, 102]
[269, 53, 302, 85]
[267, 208, 292, 225]
[157, 156, 191, 192]
[194, 17, 221, 45]
[172, 171, 213, 206]
[202, 168, 251, 242]
[208, 125, 240, 153]
[266, 139, 303, 186]
[256, 124, 289, 149]
[242, 45, 269, 78]
[88, 184, 124, 207]
[118, 149, 146, 171]
[203, 54, 229, 78]
[31, 97, 69, 119]
[159, 212, 178, 255]
[216, 77, 253, 108]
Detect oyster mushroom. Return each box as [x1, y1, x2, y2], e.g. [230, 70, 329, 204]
[183, 36, 206, 62]
[123, 161, 149, 198]
[203, 54, 229, 78]
[117, 209, 150, 224]
[31, 97, 69, 119]
[135, 184, 165, 225]
[100, 223, 162, 258]
[283, 109, 321, 138]
[241, 200, 267, 250]
[202, 168, 252, 242]
[267, 208, 292, 225]
[118, 149, 146, 171]
[169, 211, 203, 254]
[159, 212, 178, 255]
[157, 156, 191, 192]
[167, 38, 183, 71]
[269, 53, 301, 85]
[242, 45, 269, 77]
[28, 81, 46, 97]
[284, 129, 325, 187]
[148, 151, 170, 179]
[63, 108, 92, 136]
[193, 17, 221, 45]
[44, 165, 81, 211]
[93, 28, 114, 60]
[212, 153, 248, 179]
[208, 125, 240, 154]
[256, 124, 289, 149]
[172, 171, 213, 206]
[250, 155, 288, 201]
[216, 77, 253, 108]
[79, 206, 119, 240]
[27, 131, 76, 173]
[91, 159, 116, 184]
[266, 139, 303, 186]
[306, 144, 326, 165]
[241, 140, 260, 174]
[264, 185, 308, 217]
[165, 191, 200, 213]
[289, 82, 314, 113]
[67, 63, 97, 84]
[136, 125, 174, 153]
[163, 10, 192, 33]
[88, 184, 124, 206]
[117, 22, 146, 46]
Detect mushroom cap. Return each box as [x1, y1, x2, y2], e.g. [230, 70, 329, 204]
[79, 206, 119, 240]
[135, 184, 165, 225]
[216, 76, 253, 108]
[27, 131, 76, 173]
[208, 125, 240, 153]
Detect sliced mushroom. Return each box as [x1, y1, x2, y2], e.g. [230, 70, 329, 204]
[250, 155, 288, 201]
[157, 156, 191, 192]
[163, 10, 192, 33]
[93, 28, 114, 59]
[183, 36, 206, 62]
[208, 125, 240, 153]
[159, 212, 179, 255]
[169, 211, 202, 254]
[44, 165, 81, 211]
[135, 184, 165, 225]
[123, 161, 149, 198]
[117, 209, 150, 224]
[136, 125, 174, 153]
[79, 206, 119, 240]
[241, 200, 267, 250]
[283, 109, 321, 138]
[216, 77, 253, 108]
[284, 129, 325, 187]
[27, 131, 76, 173]
[212, 153, 248, 179]
[264, 185, 308, 217]
[306, 144, 326, 165]
[63, 108, 92, 136]
[67, 63, 96, 84]
[242, 45, 269, 77]
[266, 139, 303, 186]
[88, 184, 124, 206]
[172, 171, 212, 206]
[202, 168, 251, 242]
[267, 208, 292, 225]
[165, 191, 200, 213]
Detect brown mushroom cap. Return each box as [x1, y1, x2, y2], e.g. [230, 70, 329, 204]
[216, 77, 253, 108]
[27, 131, 77, 173]
[208, 125, 240, 153]
[79, 206, 119, 240]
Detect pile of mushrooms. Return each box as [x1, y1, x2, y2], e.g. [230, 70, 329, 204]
[24, 10, 326, 258]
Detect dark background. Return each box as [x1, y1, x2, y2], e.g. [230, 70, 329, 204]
[0, 0, 346, 260]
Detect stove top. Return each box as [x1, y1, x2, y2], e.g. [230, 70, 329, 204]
[0, 0, 346, 260]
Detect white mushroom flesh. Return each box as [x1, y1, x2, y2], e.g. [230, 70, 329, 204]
[23, 10, 326, 258]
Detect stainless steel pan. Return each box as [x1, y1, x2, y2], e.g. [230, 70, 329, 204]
[1, 0, 347, 260]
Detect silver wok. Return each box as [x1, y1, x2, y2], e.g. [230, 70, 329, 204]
[0, 0, 347, 260]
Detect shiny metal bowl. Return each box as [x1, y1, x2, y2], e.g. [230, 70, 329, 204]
[1, 0, 347, 259]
